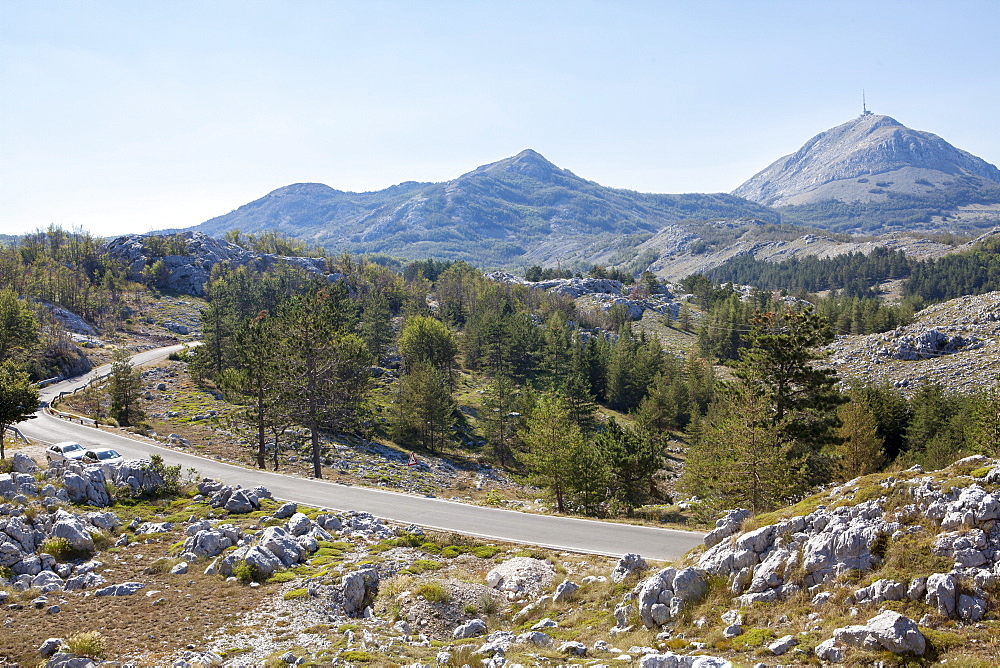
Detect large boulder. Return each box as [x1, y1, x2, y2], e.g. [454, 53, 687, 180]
[341, 565, 379, 617]
[258, 526, 305, 567]
[633, 567, 707, 628]
[12, 453, 38, 474]
[486, 557, 555, 600]
[182, 530, 234, 560]
[50, 510, 95, 553]
[453, 618, 487, 639]
[612, 553, 647, 583]
[833, 610, 925, 656]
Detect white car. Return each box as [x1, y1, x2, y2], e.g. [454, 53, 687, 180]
[46, 441, 88, 463]
[81, 448, 125, 466]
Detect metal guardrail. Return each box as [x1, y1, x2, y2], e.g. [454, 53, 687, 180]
[3, 426, 29, 443]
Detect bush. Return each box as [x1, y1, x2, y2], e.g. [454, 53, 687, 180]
[90, 530, 114, 552]
[40, 536, 77, 561]
[283, 588, 308, 600]
[66, 631, 106, 658]
[233, 560, 264, 584]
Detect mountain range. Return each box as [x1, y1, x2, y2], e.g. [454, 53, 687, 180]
[187, 149, 775, 267]
[178, 115, 1000, 269]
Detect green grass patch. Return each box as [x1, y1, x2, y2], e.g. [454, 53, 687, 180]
[416, 582, 450, 604]
[283, 588, 309, 600]
[339, 651, 375, 663]
[731, 628, 775, 650]
[267, 572, 297, 584]
[404, 559, 443, 574]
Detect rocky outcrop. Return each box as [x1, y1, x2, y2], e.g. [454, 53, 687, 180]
[484, 271, 681, 321]
[616, 566, 708, 629]
[611, 553, 647, 582]
[825, 291, 1000, 395]
[100, 232, 343, 297]
[691, 454, 1000, 654]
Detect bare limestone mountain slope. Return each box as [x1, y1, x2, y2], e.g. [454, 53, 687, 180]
[733, 113, 1000, 233]
[181, 149, 776, 267]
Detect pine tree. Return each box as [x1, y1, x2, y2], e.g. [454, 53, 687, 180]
[219, 312, 291, 469]
[521, 392, 583, 513]
[681, 387, 799, 513]
[594, 418, 663, 512]
[834, 399, 885, 479]
[735, 306, 845, 484]
[281, 285, 371, 478]
[481, 374, 521, 466]
[109, 346, 144, 427]
[0, 362, 39, 460]
[0, 290, 39, 364]
[391, 363, 455, 453]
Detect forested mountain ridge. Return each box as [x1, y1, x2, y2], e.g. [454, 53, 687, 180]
[733, 113, 1000, 232]
[180, 149, 777, 267]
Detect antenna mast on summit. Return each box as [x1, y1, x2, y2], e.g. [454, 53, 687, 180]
[862, 90, 872, 116]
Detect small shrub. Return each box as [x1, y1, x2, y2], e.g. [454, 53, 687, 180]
[145, 558, 179, 575]
[283, 588, 308, 600]
[0, 459, 14, 474]
[40, 537, 77, 561]
[471, 545, 501, 559]
[66, 631, 106, 658]
[416, 582, 450, 604]
[267, 572, 297, 584]
[477, 592, 499, 615]
[337, 623, 359, 633]
[233, 560, 264, 584]
[420, 541, 442, 554]
[90, 530, 114, 552]
[970, 466, 991, 479]
[441, 545, 465, 558]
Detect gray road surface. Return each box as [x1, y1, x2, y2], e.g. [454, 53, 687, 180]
[20, 344, 705, 561]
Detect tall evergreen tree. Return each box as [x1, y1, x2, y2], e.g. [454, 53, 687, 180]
[681, 387, 800, 513]
[0, 362, 38, 460]
[391, 362, 455, 453]
[219, 312, 291, 469]
[109, 346, 144, 427]
[521, 392, 583, 513]
[280, 285, 370, 478]
[481, 374, 521, 466]
[834, 399, 885, 479]
[736, 306, 845, 484]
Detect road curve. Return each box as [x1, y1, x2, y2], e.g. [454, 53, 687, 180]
[20, 345, 705, 561]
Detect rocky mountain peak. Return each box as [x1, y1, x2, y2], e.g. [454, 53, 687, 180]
[467, 148, 568, 182]
[733, 114, 1000, 207]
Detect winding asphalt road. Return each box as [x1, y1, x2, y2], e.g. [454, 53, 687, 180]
[18, 345, 705, 561]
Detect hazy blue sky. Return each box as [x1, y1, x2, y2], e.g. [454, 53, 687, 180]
[3, 1, 999, 236]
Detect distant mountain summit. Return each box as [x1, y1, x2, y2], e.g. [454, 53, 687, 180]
[186, 149, 775, 267]
[733, 113, 1000, 232]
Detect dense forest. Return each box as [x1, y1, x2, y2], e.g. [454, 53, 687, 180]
[704, 234, 1000, 303]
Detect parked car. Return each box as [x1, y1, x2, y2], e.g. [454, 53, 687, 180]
[81, 448, 125, 466]
[46, 441, 87, 463]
